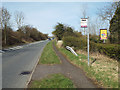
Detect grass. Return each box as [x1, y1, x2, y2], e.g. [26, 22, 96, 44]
[57, 45, 118, 88]
[29, 74, 76, 88]
[39, 41, 61, 64]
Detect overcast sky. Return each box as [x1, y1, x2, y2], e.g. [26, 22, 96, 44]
[2, 2, 111, 36]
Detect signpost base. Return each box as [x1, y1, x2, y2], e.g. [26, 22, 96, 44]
[103, 39, 105, 43]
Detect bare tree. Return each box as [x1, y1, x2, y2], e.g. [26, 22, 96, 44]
[88, 17, 96, 35]
[0, 9, 2, 30]
[81, 5, 88, 35]
[95, 17, 107, 35]
[97, 2, 118, 22]
[0, 7, 11, 45]
[97, 2, 119, 42]
[0, 9, 2, 49]
[14, 11, 24, 29]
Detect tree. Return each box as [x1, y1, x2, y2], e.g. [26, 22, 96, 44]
[14, 11, 24, 29]
[109, 3, 120, 44]
[97, 2, 120, 43]
[0, 8, 2, 48]
[19, 25, 48, 41]
[0, 8, 2, 30]
[89, 22, 96, 35]
[52, 23, 77, 40]
[63, 26, 75, 37]
[23, 25, 32, 39]
[52, 23, 65, 40]
[0, 7, 11, 45]
[14, 11, 25, 41]
[97, 2, 118, 22]
[81, 5, 88, 35]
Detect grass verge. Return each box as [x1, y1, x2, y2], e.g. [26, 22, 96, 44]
[29, 74, 76, 88]
[56, 43, 118, 88]
[39, 41, 61, 64]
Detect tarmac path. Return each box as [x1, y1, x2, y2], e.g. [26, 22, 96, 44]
[31, 42, 98, 88]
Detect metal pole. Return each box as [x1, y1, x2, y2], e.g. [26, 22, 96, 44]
[87, 17, 89, 66]
[103, 39, 105, 43]
[84, 27, 85, 35]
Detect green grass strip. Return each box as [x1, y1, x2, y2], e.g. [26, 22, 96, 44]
[58, 47, 118, 88]
[29, 74, 76, 88]
[39, 41, 61, 64]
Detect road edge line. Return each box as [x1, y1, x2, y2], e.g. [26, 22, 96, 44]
[25, 40, 48, 88]
[26, 55, 40, 88]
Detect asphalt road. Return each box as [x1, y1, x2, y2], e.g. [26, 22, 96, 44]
[2, 40, 49, 88]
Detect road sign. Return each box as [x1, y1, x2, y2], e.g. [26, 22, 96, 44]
[100, 29, 107, 40]
[80, 17, 89, 66]
[81, 18, 88, 28]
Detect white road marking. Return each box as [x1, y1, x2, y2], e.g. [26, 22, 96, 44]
[0, 50, 4, 53]
[3, 40, 46, 52]
[9, 46, 23, 50]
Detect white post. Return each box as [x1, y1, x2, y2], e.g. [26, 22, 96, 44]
[103, 39, 105, 43]
[87, 17, 89, 66]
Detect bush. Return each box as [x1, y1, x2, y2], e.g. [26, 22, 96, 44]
[63, 36, 80, 48]
[2, 26, 48, 47]
[90, 42, 119, 60]
[89, 41, 97, 52]
[62, 36, 87, 50]
[96, 43, 120, 60]
[90, 34, 99, 43]
[63, 35, 119, 60]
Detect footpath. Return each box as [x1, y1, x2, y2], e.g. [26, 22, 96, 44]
[29, 42, 98, 88]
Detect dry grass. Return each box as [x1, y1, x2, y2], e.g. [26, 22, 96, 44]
[77, 50, 118, 86]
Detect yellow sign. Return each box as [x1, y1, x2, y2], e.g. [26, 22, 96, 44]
[100, 29, 107, 40]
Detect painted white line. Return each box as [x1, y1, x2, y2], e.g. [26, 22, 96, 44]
[26, 41, 47, 88]
[0, 50, 4, 53]
[3, 40, 46, 52]
[25, 52, 41, 88]
[9, 46, 23, 50]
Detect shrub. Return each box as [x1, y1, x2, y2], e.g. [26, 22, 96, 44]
[62, 36, 87, 50]
[63, 36, 80, 48]
[89, 34, 99, 43]
[96, 43, 120, 60]
[90, 42, 120, 60]
[89, 41, 97, 52]
[63, 35, 119, 60]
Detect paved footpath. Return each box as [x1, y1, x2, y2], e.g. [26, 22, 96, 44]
[31, 42, 98, 88]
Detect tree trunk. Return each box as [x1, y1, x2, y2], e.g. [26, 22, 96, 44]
[4, 24, 7, 45]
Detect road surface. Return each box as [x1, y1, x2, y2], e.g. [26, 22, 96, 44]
[2, 40, 49, 88]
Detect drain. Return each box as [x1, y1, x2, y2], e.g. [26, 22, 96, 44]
[20, 71, 31, 75]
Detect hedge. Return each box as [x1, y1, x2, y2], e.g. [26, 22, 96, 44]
[62, 36, 87, 50]
[89, 42, 119, 60]
[96, 43, 120, 60]
[62, 36, 120, 61]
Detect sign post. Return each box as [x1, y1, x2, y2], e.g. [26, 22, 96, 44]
[81, 18, 89, 66]
[81, 18, 88, 28]
[100, 29, 107, 43]
[87, 17, 89, 66]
